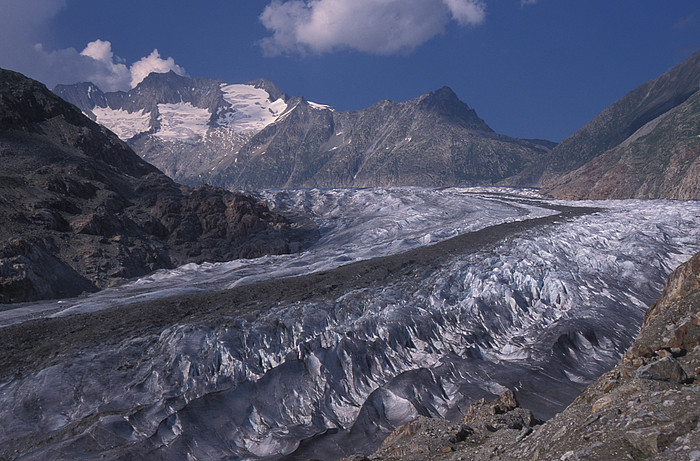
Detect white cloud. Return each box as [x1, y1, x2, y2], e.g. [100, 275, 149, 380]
[28, 40, 188, 92]
[79, 40, 131, 91]
[520, 0, 537, 5]
[129, 50, 187, 88]
[0, 1, 185, 91]
[260, 0, 486, 56]
[443, 0, 486, 25]
[23, 43, 130, 92]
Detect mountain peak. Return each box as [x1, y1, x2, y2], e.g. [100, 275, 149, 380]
[245, 78, 287, 102]
[417, 86, 492, 132]
[136, 70, 189, 90]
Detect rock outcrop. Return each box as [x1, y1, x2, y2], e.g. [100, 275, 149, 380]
[350, 251, 700, 460]
[0, 68, 313, 303]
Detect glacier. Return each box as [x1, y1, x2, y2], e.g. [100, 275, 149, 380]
[1, 187, 698, 460]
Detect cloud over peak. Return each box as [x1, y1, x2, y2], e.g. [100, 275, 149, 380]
[0, 1, 186, 92]
[129, 49, 187, 88]
[75, 40, 188, 91]
[260, 0, 486, 56]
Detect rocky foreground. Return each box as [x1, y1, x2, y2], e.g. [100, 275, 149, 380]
[345, 251, 700, 460]
[0, 68, 314, 303]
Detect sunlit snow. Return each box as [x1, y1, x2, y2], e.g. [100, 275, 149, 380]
[218, 84, 287, 132]
[92, 106, 150, 140]
[308, 101, 333, 111]
[155, 102, 211, 142]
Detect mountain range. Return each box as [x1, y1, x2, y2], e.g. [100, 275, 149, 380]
[1, 54, 699, 461]
[55, 50, 700, 200]
[55, 72, 554, 190]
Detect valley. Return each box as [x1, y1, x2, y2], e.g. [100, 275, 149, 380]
[1, 187, 698, 459]
[0, 43, 698, 461]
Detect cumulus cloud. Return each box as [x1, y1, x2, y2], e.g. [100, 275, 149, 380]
[26, 40, 187, 92]
[0, 1, 186, 91]
[259, 0, 486, 56]
[443, 0, 486, 25]
[129, 50, 187, 88]
[79, 40, 131, 91]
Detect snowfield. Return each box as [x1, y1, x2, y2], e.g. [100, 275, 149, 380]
[219, 83, 288, 132]
[93, 106, 151, 139]
[1, 187, 698, 460]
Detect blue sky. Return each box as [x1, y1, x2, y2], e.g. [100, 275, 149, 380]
[1, 0, 698, 141]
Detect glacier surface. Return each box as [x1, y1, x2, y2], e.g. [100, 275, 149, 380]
[1, 187, 698, 460]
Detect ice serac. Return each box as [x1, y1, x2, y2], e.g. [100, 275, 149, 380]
[1, 185, 699, 460]
[505, 49, 700, 199]
[0, 68, 306, 303]
[55, 75, 554, 189]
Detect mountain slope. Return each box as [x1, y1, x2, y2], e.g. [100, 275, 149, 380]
[541, 89, 700, 200]
[0, 68, 307, 303]
[55, 77, 554, 189]
[504, 49, 700, 198]
[213, 87, 554, 189]
[54, 72, 293, 187]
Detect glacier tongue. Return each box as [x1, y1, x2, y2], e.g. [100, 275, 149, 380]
[1, 188, 699, 460]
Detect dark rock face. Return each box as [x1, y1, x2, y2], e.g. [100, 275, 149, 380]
[0, 68, 310, 304]
[353, 251, 700, 460]
[505, 49, 700, 200]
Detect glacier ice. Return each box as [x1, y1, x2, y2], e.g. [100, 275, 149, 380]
[0, 188, 698, 460]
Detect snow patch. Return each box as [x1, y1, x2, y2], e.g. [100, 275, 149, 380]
[93, 107, 150, 140]
[218, 84, 287, 133]
[308, 101, 333, 111]
[155, 102, 210, 142]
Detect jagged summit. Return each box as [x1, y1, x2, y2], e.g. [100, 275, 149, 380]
[417, 86, 493, 131]
[245, 77, 287, 102]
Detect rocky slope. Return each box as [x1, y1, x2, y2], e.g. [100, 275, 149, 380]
[541, 88, 700, 200]
[0, 68, 311, 304]
[504, 49, 700, 200]
[349, 250, 700, 460]
[212, 87, 554, 189]
[55, 75, 554, 189]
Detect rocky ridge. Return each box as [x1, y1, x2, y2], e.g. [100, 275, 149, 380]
[348, 250, 700, 460]
[505, 49, 700, 200]
[54, 72, 291, 187]
[541, 88, 700, 200]
[55, 76, 554, 189]
[211, 86, 554, 189]
[0, 68, 312, 304]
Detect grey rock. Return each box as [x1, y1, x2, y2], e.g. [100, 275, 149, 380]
[635, 357, 688, 382]
[511, 49, 700, 200]
[0, 68, 312, 303]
